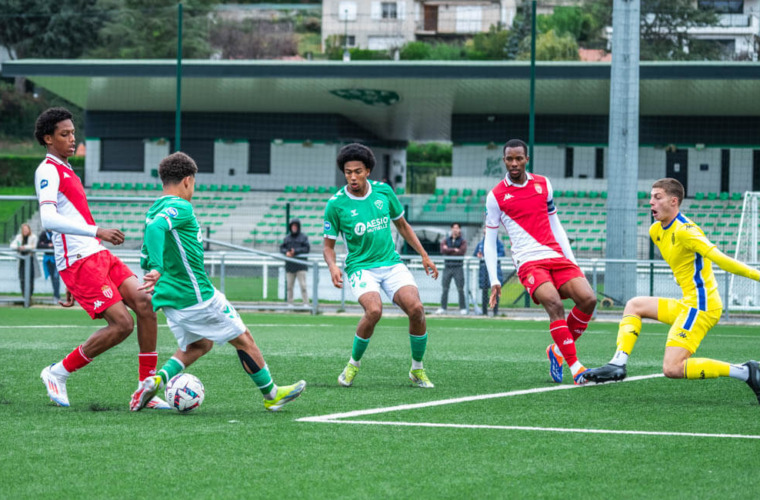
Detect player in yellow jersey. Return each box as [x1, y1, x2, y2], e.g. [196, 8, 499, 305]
[584, 178, 760, 404]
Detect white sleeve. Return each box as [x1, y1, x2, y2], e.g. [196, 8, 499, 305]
[484, 192, 502, 286]
[35, 164, 98, 237]
[549, 212, 576, 264]
[545, 177, 557, 215]
[39, 204, 98, 237]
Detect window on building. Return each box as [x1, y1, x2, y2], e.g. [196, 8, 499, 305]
[341, 35, 356, 47]
[565, 147, 574, 178]
[173, 140, 214, 173]
[381, 2, 398, 19]
[101, 139, 144, 172]
[249, 141, 271, 174]
[697, 1, 743, 14]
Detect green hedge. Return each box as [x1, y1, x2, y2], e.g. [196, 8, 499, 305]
[0, 155, 85, 187]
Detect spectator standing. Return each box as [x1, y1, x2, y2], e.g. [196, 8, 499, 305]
[436, 223, 468, 315]
[280, 218, 310, 307]
[38, 229, 61, 302]
[10, 223, 38, 297]
[474, 228, 505, 316]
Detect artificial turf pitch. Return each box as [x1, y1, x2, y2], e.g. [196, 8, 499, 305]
[1, 307, 758, 499]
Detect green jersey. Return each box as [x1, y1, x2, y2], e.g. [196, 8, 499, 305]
[140, 195, 215, 311]
[323, 181, 404, 275]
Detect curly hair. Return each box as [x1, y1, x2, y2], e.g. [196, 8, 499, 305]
[158, 152, 198, 185]
[336, 143, 375, 172]
[34, 107, 73, 146]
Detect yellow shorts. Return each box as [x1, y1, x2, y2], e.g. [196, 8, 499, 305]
[657, 298, 721, 354]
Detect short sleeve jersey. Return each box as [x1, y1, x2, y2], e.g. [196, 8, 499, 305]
[323, 181, 404, 276]
[34, 153, 104, 270]
[650, 212, 722, 311]
[141, 196, 215, 311]
[484, 173, 563, 270]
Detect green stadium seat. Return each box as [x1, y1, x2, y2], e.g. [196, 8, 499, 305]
[731, 192, 742, 201]
[433, 188, 443, 196]
[295, 186, 305, 193]
[317, 186, 327, 194]
[707, 192, 717, 200]
[221, 185, 230, 192]
[554, 190, 564, 197]
[242, 185, 251, 192]
[456, 197, 467, 204]
[92, 182, 102, 190]
[442, 196, 452, 204]
[719, 192, 729, 201]
[423, 205, 432, 212]
[436, 204, 446, 212]
[637, 191, 647, 199]
[577, 190, 588, 198]
[231, 185, 240, 192]
[209, 184, 218, 192]
[601, 191, 608, 199]
[476, 189, 487, 197]
[565, 191, 576, 198]
[694, 192, 705, 200]
[447, 188, 459, 196]
[588, 191, 600, 199]
[123, 183, 134, 190]
[306, 186, 316, 194]
[284, 186, 294, 193]
[427, 195, 437, 204]
[462, 188, 473, 197]
[135, 182, 145, 191]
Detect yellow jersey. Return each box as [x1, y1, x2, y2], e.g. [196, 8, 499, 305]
[649, 213, 721, 311]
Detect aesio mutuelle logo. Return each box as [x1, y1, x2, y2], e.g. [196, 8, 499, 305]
[354, 217, 389, 236]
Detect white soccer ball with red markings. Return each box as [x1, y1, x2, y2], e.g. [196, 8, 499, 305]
[165, 373, 205, 413]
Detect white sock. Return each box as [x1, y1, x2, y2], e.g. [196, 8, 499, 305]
[264, 385, 278, 400]
[349, 357, 361, 368]
[729, 364, 749, 382]
[610, 350, 629, 366]
[50, 362, 71, 379]
[569, 361, 584, 376]
[411, 359, 423, 370]
[552, 344, 563, 357]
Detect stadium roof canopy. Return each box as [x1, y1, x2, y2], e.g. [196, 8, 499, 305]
[3, 59, 760, 142]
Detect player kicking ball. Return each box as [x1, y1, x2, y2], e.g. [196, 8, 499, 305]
[131, 152, 305, 412]
[323, 143, 439, 388]
[583, 178, 760, 404]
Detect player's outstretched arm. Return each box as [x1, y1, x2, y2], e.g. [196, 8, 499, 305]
[322, 237, 343, 288]
[705, 247, 760, 281]
[392, 216, 438, 279]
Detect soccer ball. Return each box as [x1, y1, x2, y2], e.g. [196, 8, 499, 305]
[165, 373, 205, 413]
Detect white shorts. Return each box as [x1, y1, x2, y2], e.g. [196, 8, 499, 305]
[348, 263, 418, 301]
[163, 289, 246, 351]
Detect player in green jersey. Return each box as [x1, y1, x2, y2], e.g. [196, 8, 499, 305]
[324, 143, 439, 388]
[130, 152, 305, 412]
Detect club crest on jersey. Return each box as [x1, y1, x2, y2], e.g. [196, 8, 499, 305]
[528, 275, 535, 285]
[101, 285, 113, 299]
[374, 200, 384, 210]
[40, 179, 48, 189]
[535, 184, 543, 194]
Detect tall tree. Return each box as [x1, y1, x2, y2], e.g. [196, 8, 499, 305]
[88, 0, 215, 59]
[0, 0, 105, 59]
[583, 0, 722, 60]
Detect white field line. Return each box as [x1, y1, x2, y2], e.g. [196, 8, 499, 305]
[298, 374, 663, 422]
[297, 373, 760, 440]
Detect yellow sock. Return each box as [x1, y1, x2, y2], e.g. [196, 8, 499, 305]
[616, 315, 641, 356]
[684, 358, 731, 379]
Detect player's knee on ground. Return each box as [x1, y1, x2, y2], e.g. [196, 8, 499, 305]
[662, 359, 685, 379]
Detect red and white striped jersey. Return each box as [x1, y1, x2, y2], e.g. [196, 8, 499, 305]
[485, 173, 565, 271]
[35, 154, 104, 270]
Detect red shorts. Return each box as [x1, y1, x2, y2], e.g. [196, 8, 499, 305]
[59, 250, 135, 319]
[517, 257, 585, 305]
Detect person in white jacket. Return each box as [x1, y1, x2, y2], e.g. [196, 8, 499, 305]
[10, 223, 38, 297]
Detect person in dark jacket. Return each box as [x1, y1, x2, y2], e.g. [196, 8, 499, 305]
[474, 228, 505, 316]
[436, 222, 468, 314]
[38, 229, 61, 302]
[280, 218, 311, 306]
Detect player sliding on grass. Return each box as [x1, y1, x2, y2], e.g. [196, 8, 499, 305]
[583, 178, 760, 403]
[35, 107, 169, 410]
[484, 139, 597, 385]
[131, 152, 305, 412]
[323, 143, 439, 388]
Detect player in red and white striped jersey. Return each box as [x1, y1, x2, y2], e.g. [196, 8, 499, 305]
[34, 107, 168, 409]
[484, 139, 597, 385]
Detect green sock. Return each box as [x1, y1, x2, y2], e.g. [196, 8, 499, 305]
[158, 357, 184, 385]
[351, 335, 370, 362]
[410, 332, 428, 362]
[249, 365, 275, 397]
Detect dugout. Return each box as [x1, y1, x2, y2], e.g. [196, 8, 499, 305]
[3, 59, 760, 197]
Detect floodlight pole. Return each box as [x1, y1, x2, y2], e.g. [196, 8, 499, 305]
[175, 3, 183, 152]
[528, 0, 536, 171]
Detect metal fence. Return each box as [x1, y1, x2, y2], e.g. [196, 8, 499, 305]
[2, 247, 752, 320]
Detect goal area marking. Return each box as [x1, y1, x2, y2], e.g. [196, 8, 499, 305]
[297, 373, 760, 440]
